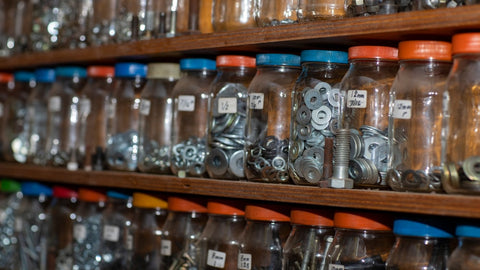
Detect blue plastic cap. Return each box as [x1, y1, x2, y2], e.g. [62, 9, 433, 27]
[180, 58, 217, 71]
[21, 182, 53, 197]
[256, 53, 301, 67]
[456, 225, 480, 238]
[115, 63, 147, 78]
[14, 71, 35, 82]
[55, 66, 87, 78]
[107, 190, 131, 200]
[393, 219, 454, 238]
[34, 68, 55, 83]
[301, 50, 349, 64]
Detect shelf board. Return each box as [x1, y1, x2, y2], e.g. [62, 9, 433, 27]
[1, 6, 480, 70]
[1, 163, 480, 218]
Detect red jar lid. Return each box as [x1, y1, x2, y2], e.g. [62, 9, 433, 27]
[0, 72, 13, 83]
[207, 200, 245, 216]
[53, 186, 78, 199]
[87, 66, 115, 77]
[334, 211, 392, 231]
[452, 33, 480, 54]
[290, 208, 334, 227]
[348, 46, 398, 60]
[216, 55, 256, 68]
[168, 197, 208, 213]
[245, 205, 290, 222]
[398, 40, 452, 61]
[78, 188, 107, 203]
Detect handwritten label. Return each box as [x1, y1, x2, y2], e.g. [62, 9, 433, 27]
[249, 93, 264, 110]
[103, 225, 120, 242]
[393, 99, 412, 119]
[140, 99, 151, 116]
[49, 96, 61, 112]
[74, 224, 87, 242]
[207, 250, 226, 268]
[329, 264, 345, 270]
[347, 90, 367, 108]
[238, 253, 252, 270]
[178, 95, 195, 112]
[160, 239, 172, 256]
[218, 97, 237, 114]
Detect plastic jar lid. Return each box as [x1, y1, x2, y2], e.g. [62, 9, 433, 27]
[0, 179, 21, 193]
[216, 55, 256, 68]
[348, 46, 398, 60]
[147, 63, 181, 80]
[398, 40, 452, 61]
[53, 186, 78, 199]
[55, 66, 87, 78]
[334, 211, 392, 231]
[14, 71, 35, 82]
[114, 63, 147, 78]
[256, 53, 301, 67]
[207, 200, 245, 216]
[301, 50, 349, 64]
[133, 192, 168, 209]
[78, 188, 107, 203]
[290, 209, 334, 227]
[107, 190, 131, 200]
[456, 224, 480, 238]
[35, 68, 55, 83]
[452, 33, 480, 54]
[393, 219, 454, 238]
[168, 197, 208, 213]
[0, 72, 13, 83]
[245, 205, 291, 222]
[180, 58, 217, 71]
[21, 182, 53, 197]
[87, 66, 115, 78]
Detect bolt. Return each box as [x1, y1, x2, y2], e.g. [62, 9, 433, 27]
[328, 129, 354, 188]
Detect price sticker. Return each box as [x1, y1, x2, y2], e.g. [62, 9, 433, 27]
[74, 224, 87, 241]
[249, 93, 264, 110]
[103, 225, 120, 242]
[160, 239, 172, 256]
[218, 97, 237, 114]
[238, 253, 252, 270]
[329, 265, 345, 270]
[393, 99, 412, 119]
[178, 95, 195, 112]
[49, 96, 62, 112]
[346, 90, 367, 108]
[140, 99, 151, 116]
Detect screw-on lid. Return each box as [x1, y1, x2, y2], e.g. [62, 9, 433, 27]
[55, 66, 87, 78]
[0, 179, 21, 193]
[398, 40, 452, 61]
[245, 205, 291, 222]
[21, 182, 53, 197]
[14, 71, 35, 82]
[456, 224, 480, 238]
[78, 188, 107, 203]
[348, 46, 398, 60]
[334, 211, 392, 231]
[256, 53, 301, 67]
[87, 66, 115, 78]
[180, 58, 217, 71]
[133, 192, 168, 209]
[301, 50, 349, 64]
[393, 219, 454, 238]
[452, 33, 480, 55]
[216, 55, 256, 68]
[107, 190, 131, 200]
[147, 63, 181, 80]
[115, 63, 147, 78]
[0, 72, 13, 83]
[290, 208, 334, 227]
[35, 68, 55, 83]
[53, 186, 78, 199]
[168, 197, 208, 213]
[207, 200, 245, 216]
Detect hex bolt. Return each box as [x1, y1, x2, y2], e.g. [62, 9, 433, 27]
[328, 129, 354, 188]
[321, 137, 334, 181]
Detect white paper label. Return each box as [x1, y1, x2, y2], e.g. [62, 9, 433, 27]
[249, 93, 264, 110]
[218, 97, 237, 114]
[80, 98, 91, 115]
[74, 224, 87, 241]
[207, 250, 226, 268]
[49, 96, 61, 112]
[160, 239, 172, 256]
[238, 253, 252, 270]
[346, 90, 367, 108]
[126, 234, 133, 250]
[329, 264, 345, 270]
[178, 95, 195, 112]
[103, 225, 120, 242]
[140, 99, 151, 116]
[393, 99, 412, 119]
[0, 102, 3, 117]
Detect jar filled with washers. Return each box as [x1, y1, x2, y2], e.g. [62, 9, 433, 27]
[255, 0, 299, 26]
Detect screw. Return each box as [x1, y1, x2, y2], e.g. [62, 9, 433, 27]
[328, 129, 354, 188]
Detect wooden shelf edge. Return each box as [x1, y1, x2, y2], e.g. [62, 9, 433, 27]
[1, 163, 479, 218]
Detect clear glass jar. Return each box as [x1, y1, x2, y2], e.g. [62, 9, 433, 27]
[238, 204, 291, 270]
[59, 0, 92, 49]
[3, 0, 32, 55]
[77, 66, 115, 171]
[89, 0, 118, 46]
[448, 224, 480, 269]
[160, 197, 208, 269]
[245, 53, 301, 183]
[116, 0, 165, 42]
[325, 211, 395, 269]
[138, 63, 180, 174]
[26, 69, 55, 166]
[170, 58, 216, 178]
[283, 208, 334, 270]
[297, 0, 347, 21]
[412, 0, 463, 10]
[386, 218, 455, 269]
[0, 179, 22, 270]
[196, 200, 246, 270]
[206, 55, 256, 180]
[346, 0, 409, 17]
[169, 0, 200, 36]
[3, 71, 36, 164]
[387, 41, 452, 193]
[131, 192, 168, 269]
[255, 0, 299, 27]
[334, 46, 398, 189]
[106, 63, 147, 171]
[45, 66, 88, 169]
[289, 50, 349, 186]
[0, 73, 14, 161]
[212, 0, 257, 31]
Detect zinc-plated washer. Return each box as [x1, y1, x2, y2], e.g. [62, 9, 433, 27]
[228, 150, 245, 178]
[311, 105, 332, 125]
[272, 156, 287, 171]
[304, 88, 323, 110]
[311, 119, 329, 131]
[363, 136, 384, 160]
[296, 105, 312, 125]
[205, 148, 229, 176]
[303, 147, 324, 164]
[463, 156, 480, 181]
[350, 132, 364, 159]
[297, 124, 312, 141]
[328, 88, 340, 107]
[313, 81, 332, 94]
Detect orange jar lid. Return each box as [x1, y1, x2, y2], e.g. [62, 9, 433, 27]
[207, 200, 245, 216]
[245, 205, 290, 222]
[133, 192, 168, 209]
[78, 188, 107, 203]
[291, 209, 334, 227]
[452, 33, 480, 55]
[0, 72, 13, 83]
[334, 211, 392, 231]
[87, 66, 115, 77]
[348, 46, 398, 60]
[168, 197, 208, 213]
[398, 40, 452, 61]
[216, 55, 256, 68]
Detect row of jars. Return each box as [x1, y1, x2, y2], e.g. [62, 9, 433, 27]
[0, 178, 478, 270]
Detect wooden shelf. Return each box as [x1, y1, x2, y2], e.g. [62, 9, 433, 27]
[1, 163, 480, 219]
[1, 6, 480, 70]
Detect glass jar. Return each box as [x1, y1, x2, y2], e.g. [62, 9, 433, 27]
[77, 66, 115, 171]
[245, 53, 301, 183]
[72, 188, 107, 270]
[46, 186, 78, 270]
[89, 0, 118, 46]
[0, 1, 8, 57]
[412, 0, 462, 10]
[346, 0, 409, 17]
[170, 58, 216, 178]
[0, 179, 22, 270]
[196, 200, 246, 270]
[131, 192, 168, 269]
[283, 208, 334, 270]
[0, 73, 14, 161]
[386, 218, 455, 269]
[26, 68, 55, 166]
[3, 71, 36, 164]
[387, 41, 452, 193]
[45, 66, 88, 169]
[298, 0, 347, 21]
[199, 0, 213, 33]
[106, 62, 147, 171]
[212, 0, 257, 31]
[289, 50, 349, 186]
[447, 224, 480, 269]
[334, 46, 398, 189]
[116, 0, 165, 42]
[325, 211, 395, 269]
[160, 197, 208, 269]
[59, 0, 92, 49]
[206, 55, 256, 180]
[3, 0, 32, 55]
[138, 63, 180, 174]
[238, 204, 291, 270]
[255, 0, 299, 27]
[169, 0, 200, 36]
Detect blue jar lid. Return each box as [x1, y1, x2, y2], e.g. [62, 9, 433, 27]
[301, 50, 349, 64]
[14, 71, 35, 82]
[107, 190, 131, 200]
[456, 225, 480, 238]
[115, 63, 147, 78]
[393, 219, 454, 238]
[256, 54, 301, 67]
[55, 66, 87, 78]
[34, 68, 55, 83]
[21, 182, 53, 197]
[180, 58, 216, 71]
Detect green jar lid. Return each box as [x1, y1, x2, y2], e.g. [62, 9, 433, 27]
[1, 179, 21, 193]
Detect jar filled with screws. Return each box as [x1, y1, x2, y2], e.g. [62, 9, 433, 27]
[245, 53, 301, 183]
[448, 224, 480, 269]
[387, 41, 452, 192]
[297, 0, 347, 20]
[170, 58, 216, 178]
[0, 73, 14, 161]
[206, 55, 256, 180]
[138, 63, 180, 174]
[89, 0, 118, 46]
[212, 0, 257, 31]
[289, 50, 349, 186]
[255, 0, 299, 26]
[106, 62, 147, 172]
[0, 179, 22, 270]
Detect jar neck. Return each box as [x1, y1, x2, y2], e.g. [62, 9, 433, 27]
[257, 65, 300, 73]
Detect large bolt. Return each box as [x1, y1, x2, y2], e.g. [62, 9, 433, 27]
[328, 129, 354, 188]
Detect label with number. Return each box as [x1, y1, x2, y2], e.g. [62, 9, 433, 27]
[347, 90, 367, 108]
[160, 239, 172, 256]
[80, 98, 91, 115]
[329, 264, 345, 270]
[393, 99, 412, 119]
[74, 224, 87, 241]
[49, 96, 62, 112]
[178, 95, 195, 112]
[249, 93, 264, 110]
[238, 253, 252, 270]
[140, 99, 151, 116]
[103, 225, 120, 242]
[207, 250, 226, 268]
[218, 97, 237, 114]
